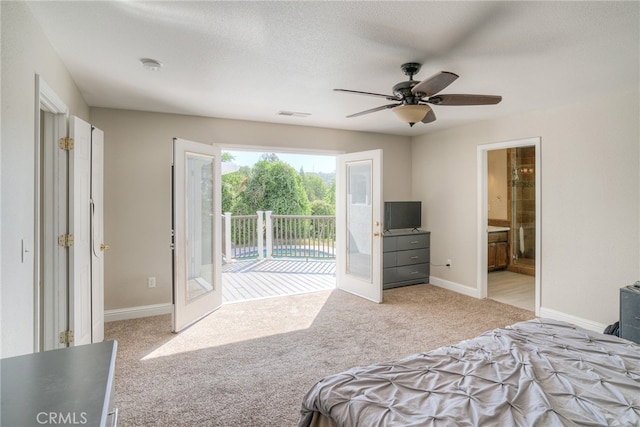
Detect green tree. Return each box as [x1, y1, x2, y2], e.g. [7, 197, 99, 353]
[310, 199, 335, 215]
[222, 171, 247, 214]
[239, 158, 311, 215]
[302, 173, 328, 202]
[324, 178, 336, 207]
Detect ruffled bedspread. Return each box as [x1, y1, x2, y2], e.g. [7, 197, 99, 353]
[299, 318, 640, 426]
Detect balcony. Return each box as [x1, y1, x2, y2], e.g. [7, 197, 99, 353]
[221, 211, 336, 262]
[221, 212, 336, 303]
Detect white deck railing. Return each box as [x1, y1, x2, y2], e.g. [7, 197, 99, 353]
[222, 211, 336, 262]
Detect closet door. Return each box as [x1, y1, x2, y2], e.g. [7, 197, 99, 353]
[69, 116, 93, 346]
[91, 126, 105, 343]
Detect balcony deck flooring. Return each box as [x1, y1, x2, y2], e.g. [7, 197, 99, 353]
[222, 258, 336, 303]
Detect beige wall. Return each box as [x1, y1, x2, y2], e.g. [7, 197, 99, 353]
[1, 1, 90, 357]
[411, 89, 640, 326]
[89, 108, 412, 310]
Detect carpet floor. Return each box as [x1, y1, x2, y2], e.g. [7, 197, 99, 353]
[105, 285, 535, 426]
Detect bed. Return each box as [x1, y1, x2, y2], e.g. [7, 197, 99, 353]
[298, 318, 640, 426]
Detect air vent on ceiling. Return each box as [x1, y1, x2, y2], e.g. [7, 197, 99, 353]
[277, 111, 311, 118]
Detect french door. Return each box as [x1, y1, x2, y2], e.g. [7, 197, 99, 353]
[172, 138, 222, 332]
[336, 149, 383, 303]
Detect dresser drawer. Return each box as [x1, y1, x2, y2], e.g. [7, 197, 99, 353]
[383, 267, 396, 284]
[396, 234, 429, 251]
[383, 236, 397, 252]
[383, 252, 397, 268]
[488, 231, 508, 243]
[396, 248, 430, 266]
[395, 263, 429, 282]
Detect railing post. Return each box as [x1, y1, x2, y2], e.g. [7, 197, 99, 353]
[265, 211, 273, 259]
[256, 211, 264, 260]
[224, 212, 233, 263]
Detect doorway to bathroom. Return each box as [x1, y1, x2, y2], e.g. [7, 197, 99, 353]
[478, 138, 540, 314]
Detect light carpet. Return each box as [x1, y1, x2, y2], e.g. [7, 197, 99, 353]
[105, 284, 534, 426]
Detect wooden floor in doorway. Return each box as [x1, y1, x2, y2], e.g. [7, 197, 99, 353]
[222, 259, 336, 303]
[488, 270, 534, 311]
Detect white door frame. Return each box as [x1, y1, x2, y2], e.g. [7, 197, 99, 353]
[35, 75, 69, 351]
[477, 137, 541, 315]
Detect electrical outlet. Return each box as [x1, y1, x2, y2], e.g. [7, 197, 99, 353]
[148, 277, 156, 288]
[446, 259, 452, 268]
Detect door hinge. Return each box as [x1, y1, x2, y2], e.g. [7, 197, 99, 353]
[59, 330, 74, 344]
[58, 234, 74, 247]
[59, 137, 74, 150]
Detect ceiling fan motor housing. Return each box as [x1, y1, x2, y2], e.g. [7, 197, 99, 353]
[393, 80, 422, 105]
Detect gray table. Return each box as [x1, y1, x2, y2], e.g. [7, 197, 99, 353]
[1, 340, 117, 427]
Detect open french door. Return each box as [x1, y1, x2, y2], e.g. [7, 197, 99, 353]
[172, 138, 222, 332]
[336, 149, 383, 303]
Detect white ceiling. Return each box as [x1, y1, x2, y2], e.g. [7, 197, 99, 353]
[27, 1, 639, 137]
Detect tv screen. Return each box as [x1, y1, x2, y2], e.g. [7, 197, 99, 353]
[384, 201, 422, 231]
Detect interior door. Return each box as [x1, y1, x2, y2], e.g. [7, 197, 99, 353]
[172, 138, 222, 332]
[336, 149, 383, 303]
[69, 116, 93, 346]
[90, 126, 105, 343]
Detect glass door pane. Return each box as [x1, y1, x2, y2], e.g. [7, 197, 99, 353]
[510, 146, 536, 274]
[346, 161, 372, 281]
[186, 153, 214, 301]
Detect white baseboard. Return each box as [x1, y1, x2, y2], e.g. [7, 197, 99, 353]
[429, 277, 607, 333]
[538, 307, 607, 333]
[105, 303, 173, 322]
[429, 276, 482, 299]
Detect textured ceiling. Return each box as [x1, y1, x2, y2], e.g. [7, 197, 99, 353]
[27, 1, 639, 137]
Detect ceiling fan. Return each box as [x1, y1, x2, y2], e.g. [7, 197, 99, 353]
[335, 62, 502, 127]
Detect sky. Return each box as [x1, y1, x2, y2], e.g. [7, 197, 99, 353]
[224, 150, 336, 173]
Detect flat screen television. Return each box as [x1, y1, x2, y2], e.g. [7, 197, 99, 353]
[384, 201, 422, 231]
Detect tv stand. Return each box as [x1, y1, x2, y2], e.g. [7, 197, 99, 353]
[383, 230, 430, 289]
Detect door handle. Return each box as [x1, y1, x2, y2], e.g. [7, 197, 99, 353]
[100, 243, 110, 251]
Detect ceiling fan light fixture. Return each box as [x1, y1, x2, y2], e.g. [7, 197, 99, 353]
[392, 104, 431, 126]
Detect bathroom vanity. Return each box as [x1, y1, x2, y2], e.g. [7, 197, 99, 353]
[488, 226, 509, 271]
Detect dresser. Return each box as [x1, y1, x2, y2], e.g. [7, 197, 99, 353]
[383, 230, 430, 289]
[620, 283, 640, 344]
[1, 340, 118, 426]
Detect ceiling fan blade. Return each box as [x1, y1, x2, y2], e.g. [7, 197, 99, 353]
[421, 108, 437, 124]
[334, 89, 399, 101]
[411, 71, 459, 97]
[346, 103, 401, 118]
[428, 94, 502, 105]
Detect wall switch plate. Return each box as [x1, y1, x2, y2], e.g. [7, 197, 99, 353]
[148, 277, 156, 288]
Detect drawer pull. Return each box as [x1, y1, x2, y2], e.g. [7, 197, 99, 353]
[635, 317, 640, 321]
[410, 256, 420, 260]
[108, 407, 119, 426]
[410, 241, 419, 244]
[410, 271, 420, 275]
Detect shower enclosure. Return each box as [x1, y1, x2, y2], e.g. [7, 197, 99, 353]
[509, 146, 536, 276]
